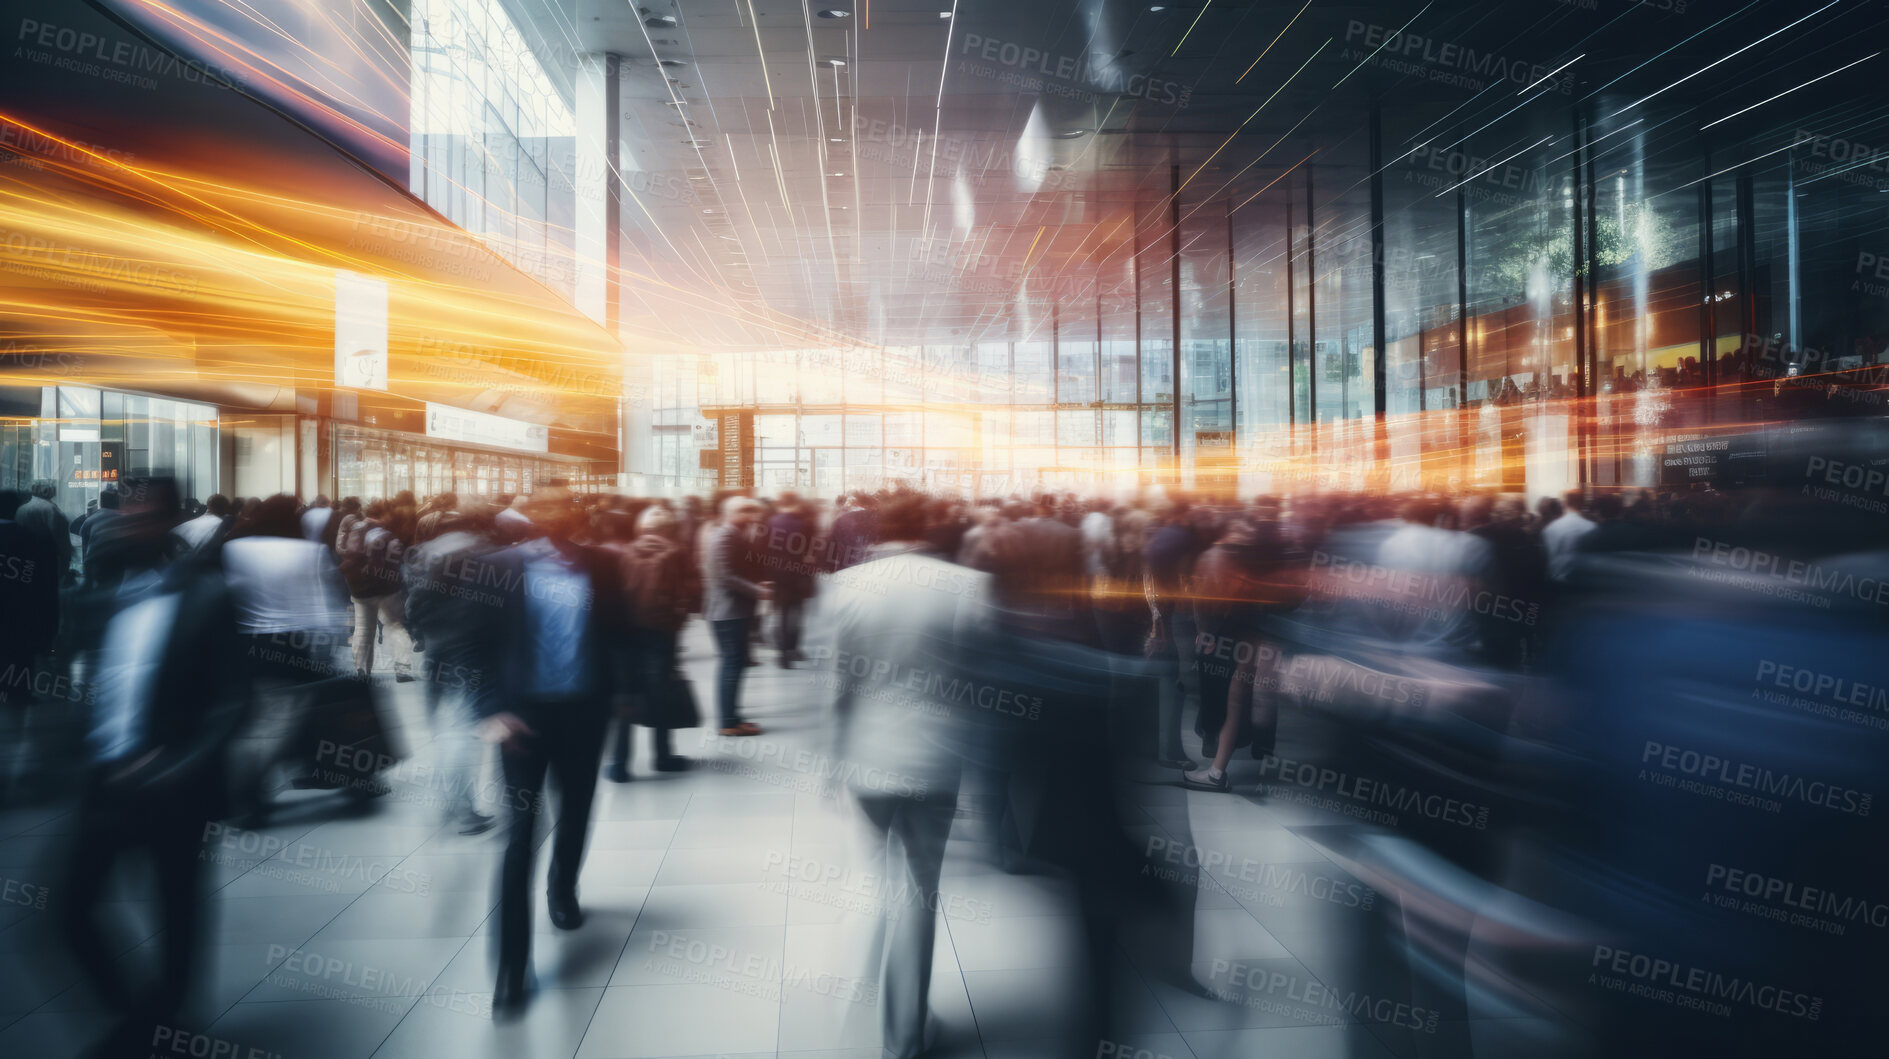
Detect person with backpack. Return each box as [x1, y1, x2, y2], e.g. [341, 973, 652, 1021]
[404, 505, 500, 834]
[339, 500, 412, 678]
[603, 505, 696, 780]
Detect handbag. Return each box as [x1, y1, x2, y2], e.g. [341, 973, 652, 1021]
[653, 669, 701, 730]
[298, 673, 406, 789]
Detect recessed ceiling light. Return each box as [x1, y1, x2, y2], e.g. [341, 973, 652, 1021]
[832, 204, 850, 209]
[659, 59, 686, 67]
[645, 15, 677, 28]
[937, 11, 952, 18]
[829, 171, 846, 177]
[829, 137, 846, 143]
[1052, 129, 1090, 139]
[1148, 5, 1166, 11]
[824, 57, 847, 67]
[681, 139, 713, 147]
[702, 208, 717, 214]
[817, 9, 851, 18]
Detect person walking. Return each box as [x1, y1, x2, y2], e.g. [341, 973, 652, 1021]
[403, 506, 499, 834]
[605, 505, 696, 780]
[339, 501, 412, 679]
[763, 491, 817, 667]
[59, 478, 246, 1054]
[476, 488, 626, 1016]
[826, 495, 994, 1059]
[702, 496, 770, 736]
[15, 479, 71, 579]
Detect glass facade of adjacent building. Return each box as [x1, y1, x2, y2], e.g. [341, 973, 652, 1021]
[409, 0, 578, 301]
[645, 107, 1884, 499]
[0, 387, 219, 519]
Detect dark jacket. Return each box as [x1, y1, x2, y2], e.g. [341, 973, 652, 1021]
[620, 534, 692, 633]
[703, 522, 766, 622]
[93, 562, 247, 816]
[828, 508, 878, 571]
[0, 519, 59, 658]
[479, 537, 627, 713]
[14, 495, 71, 576]
[763, 509, 817, 600]
[404, 528, 498, 660]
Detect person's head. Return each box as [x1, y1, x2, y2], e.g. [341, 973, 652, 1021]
[877, 495, 929, 543]
[1458, 495, 1495, 529]
[636, 505, 678, 538]
[776, 490, 801, 513]
[29, 479, 55, 501]
[230, 494, 304, 539]
[998, 499, 1030, 522]
[1561, 488, 1585, 515]
[722, 495, 764, 528]
[309, 494, 331, 509]
[432, 491, 458, 512]
[1536, 496, 1564, 524]
[205, 494, 232, 518]
[364, 500, 388, 522]
[1588, 493, 1625, 522]
[118, 476, 180, 517]
[339, 496, 361, 515]
[1492, 495, 1527, 525]
[522, 486, 581, 539]
[99, 487, 120, 511]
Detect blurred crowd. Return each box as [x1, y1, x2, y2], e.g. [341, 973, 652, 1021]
[1, 443, 1885, 1057]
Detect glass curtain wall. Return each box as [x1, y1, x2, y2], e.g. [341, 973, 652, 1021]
[410, 0, 577, 301]
[640, 96, 1882, 499]
[0, 387, 218, 520]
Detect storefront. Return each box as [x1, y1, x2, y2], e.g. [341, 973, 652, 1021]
[329, 406, 612, 502]
[0, 385, 219, 519]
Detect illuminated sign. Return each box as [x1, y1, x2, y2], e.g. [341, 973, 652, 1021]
[334, 269, 389, 391]
[424, 402, 548, 454]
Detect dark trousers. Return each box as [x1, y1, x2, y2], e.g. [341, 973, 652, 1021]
[710, 617, 750, 728]
[496, 698, 608, 979]
[62, 775, 208, 1020]
[609, 630, 681, 769]
[773, 597, 806, 658]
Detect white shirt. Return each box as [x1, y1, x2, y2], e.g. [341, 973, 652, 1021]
[1079, 510, 1114, 579]
[173, 512, 223, 550]
[222, 537, 351, 636]
[300, 506, 331, 542]
[1541, 511, 1597, 582]
[89, 587, 182, 763]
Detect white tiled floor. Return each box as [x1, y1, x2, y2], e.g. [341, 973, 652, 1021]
[0, 623, 1554, 1058]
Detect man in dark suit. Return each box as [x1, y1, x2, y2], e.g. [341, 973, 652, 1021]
[474, 487, 627, 1015]
[702, 496, 770, 735]
[58, 478, 246, 1054]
